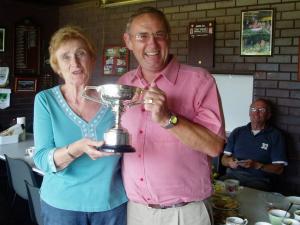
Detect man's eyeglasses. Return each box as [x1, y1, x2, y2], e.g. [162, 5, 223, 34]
[250, 107, 267, 113]
[131, 31, 168, 42]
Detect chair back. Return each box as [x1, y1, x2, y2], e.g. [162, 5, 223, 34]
[25, 181, 43, 225]
[4, 154, 37, 200]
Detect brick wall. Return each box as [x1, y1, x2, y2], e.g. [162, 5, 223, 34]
[59, 0, 298, 194]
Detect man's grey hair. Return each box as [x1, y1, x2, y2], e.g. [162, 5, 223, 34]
[252, 98, 272, 113]
[125, 7, 171, 34]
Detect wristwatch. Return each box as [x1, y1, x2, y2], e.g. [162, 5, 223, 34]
[163, 113, 178, 129]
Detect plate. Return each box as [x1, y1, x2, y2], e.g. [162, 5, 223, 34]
[286, 196, 300, 205]
[211, 194, 240, 225]
[211, 194, 240, 210]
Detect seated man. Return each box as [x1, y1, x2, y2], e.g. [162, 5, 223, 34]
[221, 98, 287, 191]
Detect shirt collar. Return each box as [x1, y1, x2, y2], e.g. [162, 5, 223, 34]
[128, 55, 180, 86]
[247, 122, 273, 134]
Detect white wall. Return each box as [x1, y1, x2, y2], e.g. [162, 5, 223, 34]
[213, 74, 254, 132]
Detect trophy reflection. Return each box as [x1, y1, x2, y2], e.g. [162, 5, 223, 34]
[82, 84, 142, 153]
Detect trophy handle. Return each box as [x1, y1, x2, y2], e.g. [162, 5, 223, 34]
[81, 86, 102, 104]
[123, 88, 146, 108]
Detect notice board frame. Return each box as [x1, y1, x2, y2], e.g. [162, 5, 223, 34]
[13, 18, 40, 76]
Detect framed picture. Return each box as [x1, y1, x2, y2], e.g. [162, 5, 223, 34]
[103, 46, 129, 75]
[240, 9, 274, 56]
[0, 28, 5, 52]
[14, 77, 37, 93]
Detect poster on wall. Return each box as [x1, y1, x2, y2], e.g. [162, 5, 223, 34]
[240, 9, 274, 56]
[0, 88, 11, 109]
[103, 46, 129, 76]
[13, 18, 40, 75]
[0, 67, 9, 87]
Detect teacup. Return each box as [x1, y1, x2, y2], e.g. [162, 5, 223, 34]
[268, 209, 291, 225]
[224, 179, 240, 196]
[294, 210, 300, 221]
[281, 218, 300, 225]
[254, 222, 272, 225]
[25, 146, 35, 157]
[226, 216, 248, 225]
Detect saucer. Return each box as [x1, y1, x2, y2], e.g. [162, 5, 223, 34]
[286, 196, 300, 205]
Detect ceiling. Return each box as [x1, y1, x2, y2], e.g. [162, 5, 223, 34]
[9, 0, 155, 6]
[10, 0, 92, 6]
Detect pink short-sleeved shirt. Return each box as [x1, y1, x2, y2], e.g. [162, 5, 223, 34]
[118, 56, 225, 205]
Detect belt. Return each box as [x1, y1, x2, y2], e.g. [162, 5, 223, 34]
[147, 202, 191, 209]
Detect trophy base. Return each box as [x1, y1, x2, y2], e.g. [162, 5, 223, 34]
[99, 144, 135, 153]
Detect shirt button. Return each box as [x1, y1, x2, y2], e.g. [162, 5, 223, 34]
[147, 198, 151, 201]
[138, 154, 141, 158]
[141, 108, 145, 112]
[140, 178, 144, 181]
[139, 130, 143, 134]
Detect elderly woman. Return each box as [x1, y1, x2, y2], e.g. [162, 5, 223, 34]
[33, 26, 127, 225]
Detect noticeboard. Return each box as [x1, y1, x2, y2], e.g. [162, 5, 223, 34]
[13, 19, 40, 76]
[188, 21, 214, 69]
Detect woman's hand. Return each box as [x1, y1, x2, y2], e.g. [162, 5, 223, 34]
[54, 138, 117, 170]
[68, 138, 116, 160]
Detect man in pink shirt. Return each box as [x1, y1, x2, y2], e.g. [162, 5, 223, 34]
[118, 7, 225, 225]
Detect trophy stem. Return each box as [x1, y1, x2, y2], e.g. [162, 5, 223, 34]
[112, 102, 122, 129]
[115, 111, 121, 129]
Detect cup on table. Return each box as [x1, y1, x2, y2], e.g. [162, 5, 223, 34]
[294, 210, 300, 221]
[268, 209, 290, 225]
[226, 216, 248, 225]
[281, 218, 300, 225]
[25, 146, 35, 158]
[254, 222, 272, 225]
[224, 179, 240, 196]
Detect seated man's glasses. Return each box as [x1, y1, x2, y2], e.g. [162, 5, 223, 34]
[132, 31, 168, 42]
[250, 107, 267, 113]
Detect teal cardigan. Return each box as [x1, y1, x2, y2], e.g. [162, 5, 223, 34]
[33, 86, 127, 212]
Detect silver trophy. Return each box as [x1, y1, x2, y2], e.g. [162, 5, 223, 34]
[82, 84, 142, 153]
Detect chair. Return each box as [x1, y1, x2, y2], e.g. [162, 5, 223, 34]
[4, 154, 38, 204]
[212, 152, 227, 177]
[25, 181, 43, 225]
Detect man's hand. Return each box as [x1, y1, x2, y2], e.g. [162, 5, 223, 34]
[143, 85, 170, 126]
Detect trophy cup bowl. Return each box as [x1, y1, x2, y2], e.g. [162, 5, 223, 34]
[82, 84, 142, 153]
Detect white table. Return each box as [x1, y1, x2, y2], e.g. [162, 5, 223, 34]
[237, 186, 269, 224]
[212, 182, 273, 225]
[0, 133, 43, 175]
